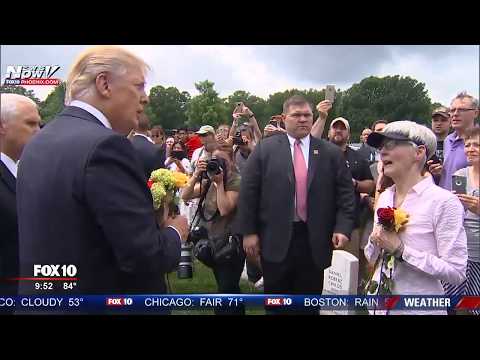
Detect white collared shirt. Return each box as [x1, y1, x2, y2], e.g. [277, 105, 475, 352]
[70, 100, 112, 129]
[286, 133, 310, 169]
[0, 152, 18, 178]
[134, 132, 155, 144]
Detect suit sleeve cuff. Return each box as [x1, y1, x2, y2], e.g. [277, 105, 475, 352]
[167, 225, 182, 243]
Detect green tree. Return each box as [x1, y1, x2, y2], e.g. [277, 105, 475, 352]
[185, 80, 229, 128]
[146, 86, 190, 129]
[38, 82, 66, 122]
[338, 75, 432, 141]
[0, 85, 40, 104]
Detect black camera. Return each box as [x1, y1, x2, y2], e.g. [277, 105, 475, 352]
[233, 130, 245, 145]
[213, 234, 242, 264]
[187, 225, 208, 245]
[206, 158, 226, 176]
[171, 150, 185, 160]
[188, 225, 242, 268]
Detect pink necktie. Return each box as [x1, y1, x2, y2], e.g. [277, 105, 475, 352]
[294, 139, 308, 222]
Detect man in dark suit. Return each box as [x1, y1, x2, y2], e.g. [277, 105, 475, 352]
[237, 95, 355, 312]
[16, 46, 188, 297]
[130, 113, 165, 180]
[0, 94, 41, 307]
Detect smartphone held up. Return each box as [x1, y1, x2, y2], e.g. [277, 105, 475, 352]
[325, 85, 336, 103]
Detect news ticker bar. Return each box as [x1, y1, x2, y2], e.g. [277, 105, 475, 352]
[1, 295, 479, 313]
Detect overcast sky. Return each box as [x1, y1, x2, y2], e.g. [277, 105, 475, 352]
[1, 45, 478, 106]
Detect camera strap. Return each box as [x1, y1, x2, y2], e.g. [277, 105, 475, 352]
[198, 176, 220, 222]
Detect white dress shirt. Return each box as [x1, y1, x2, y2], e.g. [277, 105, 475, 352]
[286, 133, 310, 170]
[70, 100, 112, 129]
[0, 152, 18, 178]
[134, 133, 155, 144]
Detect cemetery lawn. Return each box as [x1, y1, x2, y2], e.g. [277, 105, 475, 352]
[167, 259, 368, 315]
[167, 259, 265, 315]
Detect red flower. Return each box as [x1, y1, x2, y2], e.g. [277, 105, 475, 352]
[147, 179, 153, 189]
[377, 207, 395, 229]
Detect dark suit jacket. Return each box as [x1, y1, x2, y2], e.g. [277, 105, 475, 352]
[236, 134, 355, 270]
[16, 106, 181, 295]
[130, 134, 165, 180]
[0, 161, 18, 296]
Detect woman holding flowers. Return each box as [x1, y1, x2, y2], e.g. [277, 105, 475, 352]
[364, 121, 467, 314]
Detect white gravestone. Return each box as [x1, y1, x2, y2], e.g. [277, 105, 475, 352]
[320, 250, 359, 315]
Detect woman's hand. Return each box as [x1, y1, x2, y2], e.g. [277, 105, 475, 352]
[193, 159, 207, 178]
[456, 193, 480, 215]
[211, 168, 224, 186]
[370, 225, 402, 253]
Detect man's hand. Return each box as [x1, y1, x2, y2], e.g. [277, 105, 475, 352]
[165, 215, 189, 241]
[263, 124, 286, 138]
[456, 193, 480, 215]
[427, 160, 443, 176]
[243, 234, 261, 265]
[332, 233, 349, 249]
[316, 100, 332, 120]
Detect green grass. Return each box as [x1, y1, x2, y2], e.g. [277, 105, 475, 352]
[167, 259, 265, 315]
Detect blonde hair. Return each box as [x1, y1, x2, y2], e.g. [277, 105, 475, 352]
[65, 46, 150, 105]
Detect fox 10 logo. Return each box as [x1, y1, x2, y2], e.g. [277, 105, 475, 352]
[3, 65, 61, 86]
[33, 264, 77, 278]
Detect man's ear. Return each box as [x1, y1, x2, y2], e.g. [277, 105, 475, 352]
[95, 72, 111, 98]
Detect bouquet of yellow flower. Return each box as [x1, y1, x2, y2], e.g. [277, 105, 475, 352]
[147, 169, 189, 211]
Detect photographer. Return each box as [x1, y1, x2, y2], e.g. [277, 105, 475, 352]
[181, 144, 245, 315]
[165, 141, 191, 174]
[233, 125, 256, 175]
[229, 102, 262, 144]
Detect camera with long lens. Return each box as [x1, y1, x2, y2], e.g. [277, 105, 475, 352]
[177, 226, 209, 279]
[177, 242, 194, 279]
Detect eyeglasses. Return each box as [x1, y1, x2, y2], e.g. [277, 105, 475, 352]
[449, 108, 477, 114]
[379, 139, 421, 151]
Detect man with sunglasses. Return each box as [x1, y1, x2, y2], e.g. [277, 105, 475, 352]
[435, 92, 479, 190]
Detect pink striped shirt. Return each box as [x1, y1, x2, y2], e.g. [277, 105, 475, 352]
[365, 176, 467, 297]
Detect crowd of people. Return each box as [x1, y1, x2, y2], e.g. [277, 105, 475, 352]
[1, 45, 478, 315]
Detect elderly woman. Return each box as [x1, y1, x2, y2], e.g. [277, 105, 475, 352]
[365, 121, 467, 315]
[443, 126, 480, 315]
